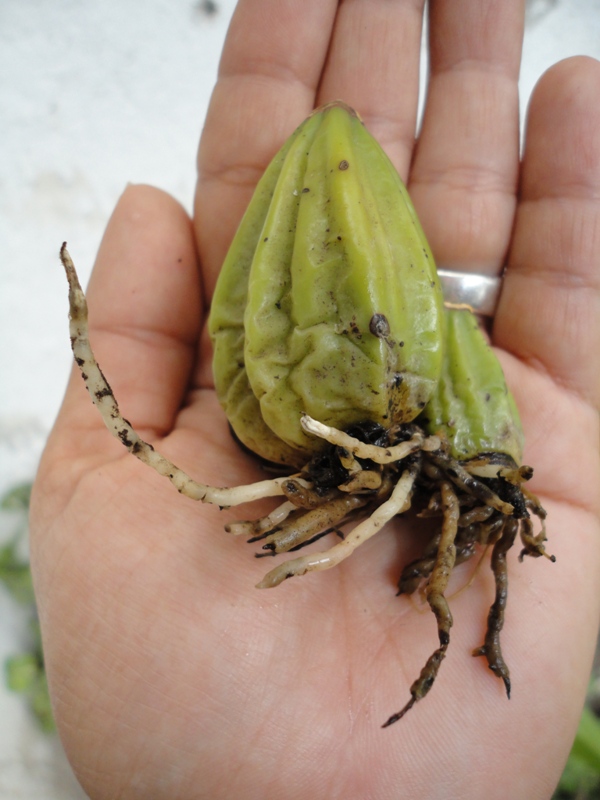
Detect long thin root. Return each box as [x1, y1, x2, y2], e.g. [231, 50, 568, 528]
[60, 244, 293, 509]
[472, 517, 519, 697]
[383, 481, 460, 726]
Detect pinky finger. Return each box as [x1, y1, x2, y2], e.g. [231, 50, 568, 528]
[495, 56, 600, 410]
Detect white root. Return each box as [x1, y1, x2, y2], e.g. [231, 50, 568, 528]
[301, 414, 440, 463]
[256, 465, 418, 588]
[337, 470, 382, 493]
[60, 244, 290, 509]
[225, 500, 297, 536]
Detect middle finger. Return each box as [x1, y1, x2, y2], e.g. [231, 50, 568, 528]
[409, 0, 525, 273]
[317, 0, 427, 179]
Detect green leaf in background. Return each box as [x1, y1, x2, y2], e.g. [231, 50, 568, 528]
[5, 654, 56, 734]
[0, 538, 35, 606]
[0, 481, 32, 511]
[0, 481, 55, 733]
[553, 705, 600, 799]
[571, 706, 600, 773]
[5, 654, 39, 693]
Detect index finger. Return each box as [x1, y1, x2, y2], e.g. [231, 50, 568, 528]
[194, 0, 338, 298]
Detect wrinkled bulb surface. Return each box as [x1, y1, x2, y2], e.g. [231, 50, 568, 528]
[209, 102, 444, 466]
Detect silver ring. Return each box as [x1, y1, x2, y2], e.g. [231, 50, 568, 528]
[436, 269, 502, 317]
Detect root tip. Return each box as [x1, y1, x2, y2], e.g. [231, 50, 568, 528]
[382, 696, 416, 728]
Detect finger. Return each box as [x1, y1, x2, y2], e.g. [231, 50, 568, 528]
[316, 0, 426, 178]
[409, 0, 525, 271]
[56, 185, 201, 453]
[195, 0, 338, 298]
[495, 56, 600, 408]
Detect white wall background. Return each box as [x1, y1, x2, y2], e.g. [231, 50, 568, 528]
[0, 0, 599, 796]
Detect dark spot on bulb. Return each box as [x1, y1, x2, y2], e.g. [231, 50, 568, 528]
[369, 313, 390, 338]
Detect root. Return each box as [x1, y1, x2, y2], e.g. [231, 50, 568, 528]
[256, 465, 419, 588]
[60, 244, 293, 509]
[251, 493, 369, 555]
[472, 518, 519, 697]
[301, 414, 440, 462]
[226, 500, 297, 536]
[428, 451, 514, 515]
[518, 516, 555, 562]
[61, 243, 555, 729]
[383, 481, 459, 726]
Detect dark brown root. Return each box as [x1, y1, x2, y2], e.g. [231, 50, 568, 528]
[383, 456, 551, 724]
[518, 515, 556, 562]
[382, 481, 460, 727]
[472, 517, 519, 697]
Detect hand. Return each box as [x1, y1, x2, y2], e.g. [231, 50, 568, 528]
[31, 1, 600, 798]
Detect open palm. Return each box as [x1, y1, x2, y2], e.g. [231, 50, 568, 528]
[30, 2, 600, 798]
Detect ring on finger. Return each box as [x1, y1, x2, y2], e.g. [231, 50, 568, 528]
[437, 269, 503, 318]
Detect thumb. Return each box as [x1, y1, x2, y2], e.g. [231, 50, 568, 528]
[52, 184, 202, 470]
